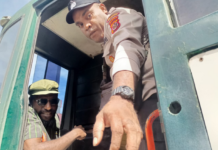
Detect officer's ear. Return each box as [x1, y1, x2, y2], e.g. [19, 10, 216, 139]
[99, 3, 108, 14]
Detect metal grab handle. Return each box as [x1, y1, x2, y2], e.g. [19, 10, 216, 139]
[145, 109, 160, 150]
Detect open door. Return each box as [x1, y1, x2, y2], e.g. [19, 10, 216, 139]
[0, 0, 39, 149]
[142, 0, 218, 149]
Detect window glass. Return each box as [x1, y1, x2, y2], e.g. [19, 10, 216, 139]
[58, 68, 68, 114]
[29, 54, 69, 115]
[0, 21, 21, 90]
[32, 55, 47, 83]
[28, 54, 37, 86]
[171, 0, 218, 26]
[45, 61, 61, 83]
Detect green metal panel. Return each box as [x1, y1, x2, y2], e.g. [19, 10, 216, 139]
[0, 0, 38, 149]
[142, 0, 218, 149]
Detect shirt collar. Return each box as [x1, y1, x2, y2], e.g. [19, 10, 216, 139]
[109, 7, 116, 13]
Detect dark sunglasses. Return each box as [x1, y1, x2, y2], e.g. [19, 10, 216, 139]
[35, 98, 59, 106]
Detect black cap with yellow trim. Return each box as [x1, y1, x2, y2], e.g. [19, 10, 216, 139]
[66, 0, 100, 24]
[28, 79, 59, 96]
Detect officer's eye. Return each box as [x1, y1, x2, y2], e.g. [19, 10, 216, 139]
[87, 13, 92, 19]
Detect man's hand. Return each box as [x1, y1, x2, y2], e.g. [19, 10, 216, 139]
[73, 125, 87, 140]
[93, 95, 143, 150]
[24, 125, 86, 150]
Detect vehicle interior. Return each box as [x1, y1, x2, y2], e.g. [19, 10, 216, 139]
[32, 0, 145, 149]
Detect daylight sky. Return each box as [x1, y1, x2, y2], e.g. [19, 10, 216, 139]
[0, 0, 31, 31]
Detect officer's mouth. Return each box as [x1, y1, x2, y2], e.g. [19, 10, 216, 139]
[89, 30, 97, 39]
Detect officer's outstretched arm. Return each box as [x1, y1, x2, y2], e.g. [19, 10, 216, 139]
[93, 70, 143, 150]
[93, 8, 147, 150]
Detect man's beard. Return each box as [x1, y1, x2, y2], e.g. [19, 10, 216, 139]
[41, 116, 60, 138]
[38, 110, 56, 129]
[41, 116, 56, 129]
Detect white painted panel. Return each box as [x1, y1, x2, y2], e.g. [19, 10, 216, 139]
[42, 8, 103, 57]
[189, 49, 218, 150]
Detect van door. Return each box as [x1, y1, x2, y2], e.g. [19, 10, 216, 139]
[0, 0, 38, 149]
[142, 0, 218, 149]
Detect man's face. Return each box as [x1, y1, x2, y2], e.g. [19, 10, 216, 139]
[73, 3, 108, 43]
[32, 94, 58, 122]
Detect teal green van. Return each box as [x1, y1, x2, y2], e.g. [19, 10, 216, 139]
[0, 0, 218, 149]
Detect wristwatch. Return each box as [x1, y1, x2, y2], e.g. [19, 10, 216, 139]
[111, 86, 135, 102]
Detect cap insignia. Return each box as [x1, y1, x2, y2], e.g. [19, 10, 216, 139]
[70, 1, 76, 10]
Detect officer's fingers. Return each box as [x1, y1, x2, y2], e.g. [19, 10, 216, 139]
[93, 112, 105, 146]
[135, 126, 143, 150]
[109, 116, 124, 150]
[123, 119, 142, 150]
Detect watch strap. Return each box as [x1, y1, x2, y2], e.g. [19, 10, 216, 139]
[112, 86, 121, 96]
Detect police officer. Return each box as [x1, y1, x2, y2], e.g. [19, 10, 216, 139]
[66, 1, 166, 150]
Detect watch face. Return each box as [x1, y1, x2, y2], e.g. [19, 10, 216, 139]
[123, 87, 130, 95]
[121, 86, 134, 98]
[112, 86, 134, 100]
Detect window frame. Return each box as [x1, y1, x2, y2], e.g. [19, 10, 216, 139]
[0, 16, 24, 100]
[166, 0, 218, 27]
[27, 52, 70, 113]
[21, 49, 70, 148]
[18, 15, 41, 150]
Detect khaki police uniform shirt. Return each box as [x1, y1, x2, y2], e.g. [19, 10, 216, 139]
[103, 7, 156, 101]
[24, 106, 60, 141]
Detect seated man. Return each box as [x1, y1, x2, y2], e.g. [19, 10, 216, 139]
[24, 79, 86, 150]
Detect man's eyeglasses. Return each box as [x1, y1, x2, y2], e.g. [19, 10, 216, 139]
[35, 98, 59, 106]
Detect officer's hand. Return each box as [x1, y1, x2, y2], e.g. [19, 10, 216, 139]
[73, 125, 87, 140]
[93, 96, 143, 150]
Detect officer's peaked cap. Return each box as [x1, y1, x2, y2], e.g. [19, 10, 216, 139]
[66, 0, 100, 24]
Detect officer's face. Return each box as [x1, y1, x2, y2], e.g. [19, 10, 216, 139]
[32, 94, 58, 122]
[73, 3, 108, 43]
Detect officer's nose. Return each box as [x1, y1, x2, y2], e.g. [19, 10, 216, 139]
[85, 22, 91, 31]
[44, 101, 52, 111]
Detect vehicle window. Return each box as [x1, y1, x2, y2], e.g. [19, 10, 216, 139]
[0, 21, 21, 90]
[29, 54, 69, 115]
[169, 0, 218, 26]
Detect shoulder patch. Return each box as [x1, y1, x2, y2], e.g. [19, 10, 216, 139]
[107, 13, 121, 34]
